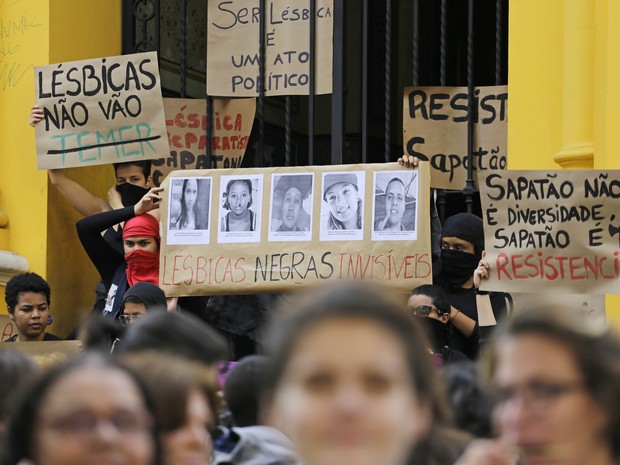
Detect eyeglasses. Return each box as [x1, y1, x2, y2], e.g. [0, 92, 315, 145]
[409, 305, 439, 317]
[493, 380, 583, 411]
[119, 314, 143, 326]
[39, 411, 153, 438]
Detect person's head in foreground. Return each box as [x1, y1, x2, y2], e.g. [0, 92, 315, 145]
[2, 354, 159, 465]
[224, 354, 270, 427]
[5, 272, 54, 342]
[262, 281, 448, 465]
[120, 352, 220, 465]
[323, 173, 362, 230]
[477, 306, 620, 465]
[113, 311, 228, 385]
[0, 348, 39, 444]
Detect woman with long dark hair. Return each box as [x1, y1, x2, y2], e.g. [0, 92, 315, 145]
[172, 179, 201, 230]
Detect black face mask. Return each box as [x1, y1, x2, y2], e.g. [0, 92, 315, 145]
[418, 317, 449, 352]
[116, 183, 149, 207]
[441, 249, 481, 288]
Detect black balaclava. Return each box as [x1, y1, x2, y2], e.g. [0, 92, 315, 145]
[122, 282, 167, 312]
[116, 183, 150, 207]
[440, 213, 484, 288]
[418, 317, 450, 352]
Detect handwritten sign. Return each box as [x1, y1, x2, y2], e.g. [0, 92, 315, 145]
[0, 315, 17, 342]
[403, 86, 508, 190]
[34, 52, 169, 169]
[206, 0, 333, 96]
[159, 163, 431, 295]
[8, 340, 82, 357]
[150, 97, 256, 186]
[480, 170, 620, 294]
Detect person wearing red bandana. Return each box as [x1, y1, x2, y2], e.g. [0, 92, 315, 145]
[77, 187, 162, 320]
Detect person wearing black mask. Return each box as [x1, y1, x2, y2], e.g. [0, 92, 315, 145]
[435, 213, 509, 360]
[408, 284, 468, 366]
[30, 106, 157, 317]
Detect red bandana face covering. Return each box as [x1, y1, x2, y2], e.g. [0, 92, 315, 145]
[125, 249, 159, 286]
[123, 214, 161, 286]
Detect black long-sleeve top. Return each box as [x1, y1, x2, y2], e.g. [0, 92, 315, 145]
[76, 206, 136, 289]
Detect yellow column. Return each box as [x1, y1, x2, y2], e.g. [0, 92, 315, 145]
[0, 1, 121, 333]
[553, 0, 595, 169]
[593, 0, 620, 328]
[0, 0, 50, 311]
[507, 0, 563, 170]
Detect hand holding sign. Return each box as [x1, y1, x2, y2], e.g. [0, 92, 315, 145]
[473, 251, 490, 289]
[29, 105, 44, 127]
[134, 187, 163, 216]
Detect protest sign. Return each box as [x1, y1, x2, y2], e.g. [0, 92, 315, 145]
[0, 315, 16, 342]
[150, 98, 256, 186]
[480, 170, 620, 294]
[34, 52, 169, 169]
[403, 86, 507, 190]
[159, 162, 431, 295]
[206, 0, 333, 96]
[8, 341, 82, 357]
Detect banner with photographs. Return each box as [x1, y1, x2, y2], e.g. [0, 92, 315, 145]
[480, 170, 620, 294]
[159, 162, 431, 295]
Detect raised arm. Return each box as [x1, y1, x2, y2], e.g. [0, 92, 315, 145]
[449, 303, 476, 337]
[76, 187, 163, 282]
[31, 105, 112, 216]
[76, 206, 137, 285]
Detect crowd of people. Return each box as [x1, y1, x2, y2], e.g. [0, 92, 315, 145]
[2, 278, 619, 465]
[2, 116, 618, 465]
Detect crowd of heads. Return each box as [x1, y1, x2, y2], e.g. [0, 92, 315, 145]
[3, 278, 618, 465]
[4, 203, 620, 465]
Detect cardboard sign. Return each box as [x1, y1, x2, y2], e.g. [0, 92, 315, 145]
[7, 341, 82, 357]
[0, 315, 17, 342]
[206, 0, 333, 96]
[150, 98, 256, 186]
[403, 86, 508, 190]
[480, 170, 620, 294]
[34, 52, 169, 169]
[159, 162, 431, 295]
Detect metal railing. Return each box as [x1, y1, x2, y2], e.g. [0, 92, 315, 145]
[122, 0, 508, 221]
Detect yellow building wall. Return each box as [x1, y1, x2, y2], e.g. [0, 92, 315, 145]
[0, 1, 122, 337]
[0, 1, 50, 312]
[509, 0, 620, 327]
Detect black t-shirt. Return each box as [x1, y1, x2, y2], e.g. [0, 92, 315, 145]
[441, 285, 508, 360]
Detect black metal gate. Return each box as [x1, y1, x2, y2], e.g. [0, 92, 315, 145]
[122, 0, 508, 221]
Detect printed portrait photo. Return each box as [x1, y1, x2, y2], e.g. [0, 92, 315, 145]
[320, 171, 365, 241]
[268, 173, 314, 241]
[167, 177, 212, 245]
[218, 175, 263, 243]
[371, 171, 418, 241]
